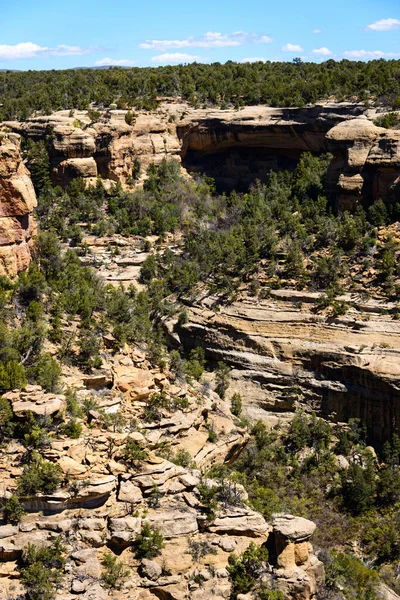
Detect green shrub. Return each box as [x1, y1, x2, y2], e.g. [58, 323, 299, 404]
[20, 538, 65, 600]
[171, 449, 195, 468]
[17, 453, 63, 496]
[341, 462, 375, 515]
[101, 552, 130, 589]
[323, 550, 379, 600]
[65, 388, 83, 418]
[125, 111, 136, 126]
[215, 361, 230, 399]
[374, 112, 400, 129]
[87, 108, 101, 122]
[122, 437, 147, 469]
[35, 354, 62, 392]
[0, 360, 26, 393]
[0, 397, 14, 437]
[230, 392, 243, 417]
[61, 419, 82, 439]
[228, 542, 269, 598]
[257, 589, 285, 600]
[2, 494, 25, 524]
[133, 523, 164, 559]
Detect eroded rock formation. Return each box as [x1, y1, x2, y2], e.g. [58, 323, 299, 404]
[165, 288, 400, 445]
[0, 132, 37, 277]
[0, 344, 323, 600]
[4, 102, 400, 208]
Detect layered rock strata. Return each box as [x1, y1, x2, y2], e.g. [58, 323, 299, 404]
[0, 345, 323, 600]
[0, 132, 37, 277]
[5, 103, 400, 208]
[166, 289, 400, 445]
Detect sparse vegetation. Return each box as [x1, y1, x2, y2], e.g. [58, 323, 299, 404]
[133, 523, 164, 559]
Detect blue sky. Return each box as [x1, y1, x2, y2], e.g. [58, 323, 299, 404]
[1, 0, 400, 70]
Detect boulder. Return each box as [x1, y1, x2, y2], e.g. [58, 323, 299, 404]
[272, 514, 316, 543]
[141, 558, 162, 581]
[207, 508, 270, 537]
[148, 509, 199, 538]
[117, 479, 143, 504]
[109, 516, 142, 545]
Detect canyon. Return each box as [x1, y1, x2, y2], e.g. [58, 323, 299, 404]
[1, 102, 400, 599]
[1, 104, 400, 442]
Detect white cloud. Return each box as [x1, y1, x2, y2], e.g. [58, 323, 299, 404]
[259, 36, 273, 44]
[151, 53, 201, 64]
[0, 42, 93, 60]
[366, 18, 400, 31]
[343, 49, 400, 59]
[95, 57, 136, 67]
[312, 47, 333, 56]
[140, 32, 272, 51]
[240, 57, 266, 63]
[282, 43, 304, 52]
[312, 29, 322, 34]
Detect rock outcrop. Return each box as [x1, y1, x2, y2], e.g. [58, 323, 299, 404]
[0, 339, 323, 600]
[4, 103, 400, 208]
[0, 132, 37, 277]
[166, 288, 400, 445]
[326, 116, 400, 210]
[268, 514, 324, 600]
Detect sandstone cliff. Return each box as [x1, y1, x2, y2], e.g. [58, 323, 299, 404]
[165, 288, 400, 446]
[4, 103, 400, 209]
[0, 132, 37, 277]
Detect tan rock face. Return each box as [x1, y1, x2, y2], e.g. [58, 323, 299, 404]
[327, 116, 400, 209]
[269, 514, 324, 600]
[0, 133, 37, 277]
[170, 289, 400, 446]
[4, 103, 400, 210]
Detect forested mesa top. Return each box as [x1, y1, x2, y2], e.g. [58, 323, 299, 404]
[1, 59, 400, 120]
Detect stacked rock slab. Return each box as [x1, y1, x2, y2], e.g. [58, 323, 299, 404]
[0, 132, 37, 277]
[269, 514, 325, 600]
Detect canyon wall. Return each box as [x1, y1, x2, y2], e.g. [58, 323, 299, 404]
[164, 289, 400, 446]
[0, 132, 37, 277]
[4, 102, 400, 209]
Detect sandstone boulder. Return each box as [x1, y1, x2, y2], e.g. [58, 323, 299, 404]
[272, 514, 316, 543]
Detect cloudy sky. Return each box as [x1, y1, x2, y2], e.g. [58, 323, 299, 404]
[1, 0, 400, 69]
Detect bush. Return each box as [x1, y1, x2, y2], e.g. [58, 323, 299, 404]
[2, 494, 25, 524]
[122, 437, 147, 469]
[288, 411, 331, 452]
[323, 550, 379, 600]
[374, 112, 400, 129]
[87, 108, 101, 122]
[0, 360, 26, 393]
[228, 542, 269, 598]
[133, 523, 164, 559]
[20, 538, 65, 600]
[17, 453, 63, 496]
[125, 111, 135, 126]
[101, 552, 130, 589]
[215, 361, 230, 399]
[341, 462, 375, 515]
[35, 354, 61, 392]
[230, 392, 243, 417]
[61, 419, 82, 439]
[0, 397, 14, 437]
[171, 449, 195, 468]
[187, 539, 218, 562]
[65, 388, 83, 418]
